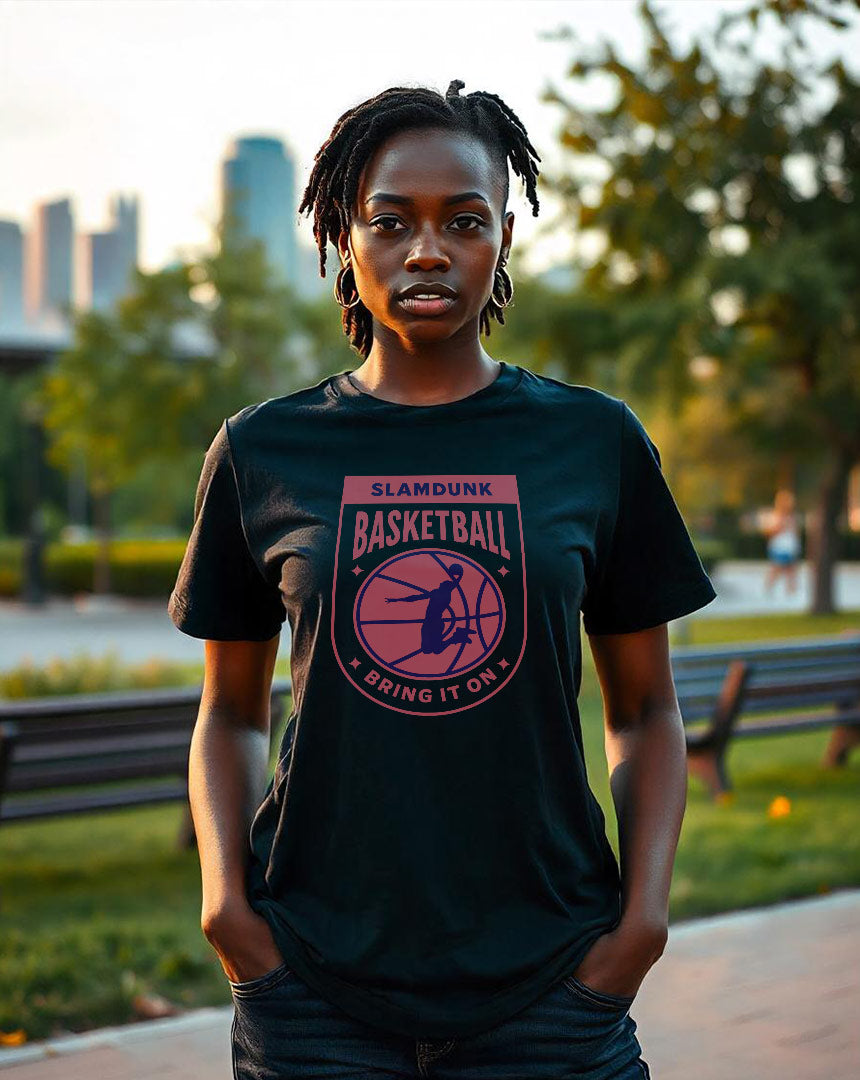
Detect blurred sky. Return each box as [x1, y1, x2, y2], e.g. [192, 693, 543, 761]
[1, 0, 858, 277]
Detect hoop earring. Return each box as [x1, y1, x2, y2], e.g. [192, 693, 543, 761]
[334, 263, 362, 309]
[492, 263, 514, 309]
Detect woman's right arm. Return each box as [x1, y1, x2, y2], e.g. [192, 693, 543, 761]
[191, 634, 287, 982]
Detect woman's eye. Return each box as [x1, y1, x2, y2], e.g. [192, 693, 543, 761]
[451, 215, 483, 231]
[371, 216, 403, 232]
[370, 215, 484, 233]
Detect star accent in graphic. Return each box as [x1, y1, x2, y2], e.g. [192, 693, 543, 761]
[498, 566, 509, 577]
[349, 657, 361, 669]
[352, 565, 365, 576]
[497, 657, 510, 670]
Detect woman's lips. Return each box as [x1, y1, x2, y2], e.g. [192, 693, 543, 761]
[396, 295, 457, 316]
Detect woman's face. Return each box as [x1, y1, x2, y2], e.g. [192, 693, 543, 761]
[337, 127, 515, 345]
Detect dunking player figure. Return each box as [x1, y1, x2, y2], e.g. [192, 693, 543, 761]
[384, 563, 476, 655]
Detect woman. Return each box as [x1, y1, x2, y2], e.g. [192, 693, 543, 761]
[169, 79, 716, 1080]
[764, 488, 802, 596]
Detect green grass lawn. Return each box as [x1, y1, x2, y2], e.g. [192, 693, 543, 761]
[1, 611, 859, 1043]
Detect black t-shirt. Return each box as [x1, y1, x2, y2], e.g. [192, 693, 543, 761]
[168, 361, 716, 1039]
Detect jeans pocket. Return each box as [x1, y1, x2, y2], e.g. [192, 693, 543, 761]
[561, 973, 636, 1013]
[228, 961, 293, 1000]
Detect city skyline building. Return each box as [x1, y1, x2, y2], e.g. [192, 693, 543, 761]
[221, 135, 298, 288]
[83, 193, 140, 311]
[25, 196, 73, 330]
[0, 221, 26, 330]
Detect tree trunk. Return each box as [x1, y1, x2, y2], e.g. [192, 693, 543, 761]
[93, 489, 112, 595]
[808, 447, 854, 615]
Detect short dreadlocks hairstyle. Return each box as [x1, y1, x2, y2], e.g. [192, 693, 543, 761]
[298, 78, 541, 358]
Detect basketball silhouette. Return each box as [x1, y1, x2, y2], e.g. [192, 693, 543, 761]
[354, 547, 505, 679]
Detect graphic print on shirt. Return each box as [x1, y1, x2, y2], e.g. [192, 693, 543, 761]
[331, 475, 527, 716]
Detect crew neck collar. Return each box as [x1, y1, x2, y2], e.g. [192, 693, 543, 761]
[328, 361, 523, 422]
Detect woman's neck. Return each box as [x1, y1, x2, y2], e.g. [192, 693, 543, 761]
[350, 342, 501, 407]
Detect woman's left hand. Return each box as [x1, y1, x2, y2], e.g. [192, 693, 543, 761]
[570, 919, 667, 1000]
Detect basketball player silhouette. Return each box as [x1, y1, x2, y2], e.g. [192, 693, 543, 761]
[384, 563, 476, 654]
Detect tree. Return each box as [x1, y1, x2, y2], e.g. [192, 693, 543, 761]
[198, 206, 301, 408]
[30, 221, 305, 594]
[541, 0, 860, 611]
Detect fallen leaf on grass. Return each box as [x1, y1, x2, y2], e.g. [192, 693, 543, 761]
[767, 795, 791, 818]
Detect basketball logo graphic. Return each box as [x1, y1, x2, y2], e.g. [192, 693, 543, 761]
[355, 548, 505, 679]
[331, 475, 527, 716]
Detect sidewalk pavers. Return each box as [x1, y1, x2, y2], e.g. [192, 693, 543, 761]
[635, 888, 859, 1080]
[0, 1007, 232, 1079]
[1, 889, 857, 1079]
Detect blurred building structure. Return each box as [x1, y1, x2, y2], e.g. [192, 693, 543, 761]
[221, 135, 300, 289]
[82, 194, 140, 312]
[25, 196, 73, 331]
[0, 220, 26, 330]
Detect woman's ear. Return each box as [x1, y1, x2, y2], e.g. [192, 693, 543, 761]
[502, 211, 515, 260]
[337, 229, 351, 268]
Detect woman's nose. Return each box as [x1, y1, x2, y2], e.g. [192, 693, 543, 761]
[404, 226, 450, 272]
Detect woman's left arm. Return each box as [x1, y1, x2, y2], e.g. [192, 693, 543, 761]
[575, 622, 686, 994]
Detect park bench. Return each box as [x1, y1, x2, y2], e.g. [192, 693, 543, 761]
[0, 677, 293, 847]
[672, 631, 860, 798]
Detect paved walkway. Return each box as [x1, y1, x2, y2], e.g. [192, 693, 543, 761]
[2, 561, 859, 671]
[1, 889, 857, 1079]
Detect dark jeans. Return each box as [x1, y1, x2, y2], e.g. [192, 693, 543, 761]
[229, 962, 651, 1079]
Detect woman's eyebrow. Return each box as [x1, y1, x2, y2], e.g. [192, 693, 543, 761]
[364, 191, 490, 206]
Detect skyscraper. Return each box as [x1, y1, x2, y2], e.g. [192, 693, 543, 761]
[0, 221, 25, 330]
[83, 193, 140, 311]
[84, 230, 120, 312]
[26, 197, 73, 329]
[111, 194, 139, 288]
[221, 136, 298, 287]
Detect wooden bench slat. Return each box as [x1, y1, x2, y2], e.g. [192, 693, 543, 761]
[0, 715, 197, 741]
[734, 709, 860, 737]
[0, 679, 293, 719]
[673, 633, 860, 798]
[6, 752, 191, 792]
[9, 729, 195, 763]
[0, 681, 292, 845]
[671, 633, 860, 661]
[1, 780, 190, 821]
[738, 692, 860, 714]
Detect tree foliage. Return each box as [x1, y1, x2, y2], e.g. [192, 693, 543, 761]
[540, 0, 860, 609]
[32, 226, 306, 490]
[28, 223, 310, 589]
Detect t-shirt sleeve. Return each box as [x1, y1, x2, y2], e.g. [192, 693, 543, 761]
[581, 401, 717, 635]
[167, 419, 285, 641]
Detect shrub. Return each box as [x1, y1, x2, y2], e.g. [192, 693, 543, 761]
[0, 650, 201, 699]
[0, 539, 187, 598]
